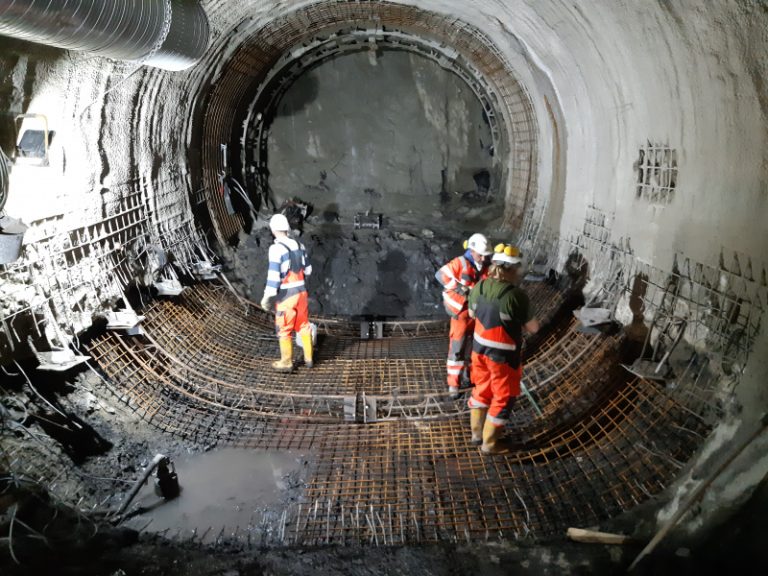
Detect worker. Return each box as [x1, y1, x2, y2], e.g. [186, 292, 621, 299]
[467, 244, 540, 455]
[435, 233, 492, 398]
[260, 213, 313, 372]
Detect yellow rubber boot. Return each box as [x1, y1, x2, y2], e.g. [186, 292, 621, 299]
[480, 419, 510, 455]
[470, 408, 488, 445]
[272, 338, 294, 372]
[301, 331, 314, 368]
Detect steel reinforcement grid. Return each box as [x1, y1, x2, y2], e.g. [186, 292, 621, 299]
[80, 279, 719, 546]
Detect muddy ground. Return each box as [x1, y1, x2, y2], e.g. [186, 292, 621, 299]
[2, 360, 768, 575]
[1, 362, 633, 576]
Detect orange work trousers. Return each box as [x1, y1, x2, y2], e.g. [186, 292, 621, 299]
[467, 351, 522, 426]
[275, 291, 310, 340]
[446, 310, 474, 388]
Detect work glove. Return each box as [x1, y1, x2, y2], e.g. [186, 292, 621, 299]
[260, 295, 274, 310]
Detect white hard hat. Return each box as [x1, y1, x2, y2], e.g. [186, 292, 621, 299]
[467, 233, 491, 256]
[269, 213, 290, 232]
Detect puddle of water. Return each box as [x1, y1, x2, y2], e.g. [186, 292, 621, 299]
[124, 448, 309, 540]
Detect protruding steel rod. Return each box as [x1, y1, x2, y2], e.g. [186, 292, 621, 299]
[629, 414, 768, 572]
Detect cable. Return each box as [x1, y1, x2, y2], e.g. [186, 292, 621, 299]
[12, 360, 81, 429]
[0, 145, 10, 213]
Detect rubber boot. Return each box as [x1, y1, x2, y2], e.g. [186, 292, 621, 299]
[480, 419, 511, 455]
[301, 332, 314, 368]
[272, 338, 293, 372]
[470, 408, 488, 445]
[459, 370, 473, 391]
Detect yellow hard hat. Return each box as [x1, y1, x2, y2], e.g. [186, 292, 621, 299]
[492, 243, 522, 265]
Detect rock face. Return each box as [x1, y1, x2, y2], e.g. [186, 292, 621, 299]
[263, 50, 498, 220]
[226, 217, 501, 318]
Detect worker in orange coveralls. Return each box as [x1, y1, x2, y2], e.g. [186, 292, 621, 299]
[260, 214, 313, 372]
[467, 244, 540, 455]
[435, 233, 492, 398]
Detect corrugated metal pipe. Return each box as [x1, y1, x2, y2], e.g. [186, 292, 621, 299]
[0, 0, 209, 71]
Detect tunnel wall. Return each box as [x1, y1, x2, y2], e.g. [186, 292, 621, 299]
[488, 0, 768, 263]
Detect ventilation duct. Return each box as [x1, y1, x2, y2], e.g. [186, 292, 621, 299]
[0, 0, 209, 71]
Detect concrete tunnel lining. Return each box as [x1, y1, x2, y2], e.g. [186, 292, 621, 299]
[0, 0, 767, 573]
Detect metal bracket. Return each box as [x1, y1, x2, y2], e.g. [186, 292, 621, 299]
[14, 113, 51, 167]
[363, 394, 377, 423]
[154, 278, 184, 296]
[360, 321, 383, 340]
[343, 396, 357, 422]
[191, 261, 221, 280]
[354, 212, 382, 230]
[105, 309, 145, 333]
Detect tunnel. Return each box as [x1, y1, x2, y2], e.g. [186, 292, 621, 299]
[0, 1, 767, 574]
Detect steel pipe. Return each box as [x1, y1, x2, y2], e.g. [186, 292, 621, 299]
[0, 0, 209, 71]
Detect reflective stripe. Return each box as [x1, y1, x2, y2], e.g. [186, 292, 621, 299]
[267, 270, 281, 282]
[437, 265, 459, 288]
[442, 268, 459, 284]
[488, 414, 507, 426]
[443, 296, 464, 311]
[499, 312, 512, 321]
[468, 397, 489, 409]
[473, 333, 516, 351]
[446, 360, 464, 367]
[447, 368, 462, 375]
[280, 280, 305, 289]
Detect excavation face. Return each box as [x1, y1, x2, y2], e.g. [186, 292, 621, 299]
[263, 50, 498, 216]
[225, 8, 533, 315]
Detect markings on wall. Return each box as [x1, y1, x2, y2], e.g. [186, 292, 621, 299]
[636, 142, 678, 205]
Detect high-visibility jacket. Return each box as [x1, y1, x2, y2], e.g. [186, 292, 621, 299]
[468, 278, 531, 369]
[264, 238, 312, 302]
[435, 251, 486, 318]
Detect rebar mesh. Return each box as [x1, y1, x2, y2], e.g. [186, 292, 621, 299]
[80, 279, 719, 545]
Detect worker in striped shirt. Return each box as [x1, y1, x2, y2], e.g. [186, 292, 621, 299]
[260, 214, 313, 372]
[435, 233, 491, 398]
